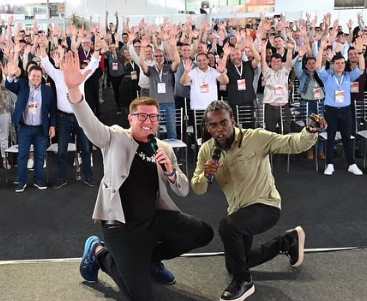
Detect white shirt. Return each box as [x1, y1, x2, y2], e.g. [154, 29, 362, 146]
[188, 67, 221, 110]
[129, 44, 155, 89]
[263, 67, 290, 106]
[41, 56, 99, 113]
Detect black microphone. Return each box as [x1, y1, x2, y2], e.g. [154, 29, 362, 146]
[208, 148, 222, 184]
[147, 134, 167, 172]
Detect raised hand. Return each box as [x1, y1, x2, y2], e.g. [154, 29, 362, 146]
[346, 19, 353, 30]
[298, 45, 307, 57]
[52, 52, 61, 66]
[354, 36, 363, 52]
[6, 60, 19, 77]
[61, 52, 92, 92]
[184, 59, 193, 72]
[216, 59, 226, 73]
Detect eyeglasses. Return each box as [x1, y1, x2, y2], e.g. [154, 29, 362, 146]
[154, 55, 164, 58]
[207, 119, 230, 129]
[130, 113, 160, 122]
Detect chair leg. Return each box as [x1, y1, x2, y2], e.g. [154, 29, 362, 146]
[287, 154, 290, 173]
[5, 153, 8, 183]
[184, 148, 188, 176]
[364, 139, 367, 169]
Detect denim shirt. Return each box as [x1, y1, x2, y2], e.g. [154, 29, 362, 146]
[294, 59, 311, 94]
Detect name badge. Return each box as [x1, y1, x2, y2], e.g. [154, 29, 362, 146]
[335, 90, 345, 103]
[313, 88, 322, 100]
[157, 83, 166, 94]
[219, 84, 227, 91]
[112, 62, 118, 71]
[28, 102, 39, 115]
[261, 77, 265, 87]
[200, 83, 209, 93]
[351, 82, 359, 93]
[237, 79, 246, 91]
[131, 71, 138, 80]
[274, 85, 284, 95]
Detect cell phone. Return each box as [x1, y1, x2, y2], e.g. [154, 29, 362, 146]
[309, 119, 320, 130]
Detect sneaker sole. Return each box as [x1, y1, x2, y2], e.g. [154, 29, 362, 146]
[80, 236, 99, 283]
[151, 277, 176, 285]
[219, 284, 255, 301]
[15, 184, 27, 193]
[34, 183, 47, 190]
[53, 182, 67, 189]
[292, 226, 305, 267]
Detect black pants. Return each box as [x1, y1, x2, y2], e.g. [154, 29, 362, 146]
[110, 75, 124, 110]
[265, 103, 291, 134]
[324, 105, 354, 165]
[218, 203, 292, 282]
[96, 210, 214, 301]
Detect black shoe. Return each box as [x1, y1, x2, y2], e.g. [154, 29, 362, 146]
[34, 180, 47, 190]
[84, 178, 98, 187]
[220, 278, 255, 301]
[15, 182, 27, 193]
[53, 179, 68, 189]
[286, 226, 305, 267]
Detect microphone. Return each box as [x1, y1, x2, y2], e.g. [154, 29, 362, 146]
[208, 148, 222, 184]
[147, 134, 167, 172]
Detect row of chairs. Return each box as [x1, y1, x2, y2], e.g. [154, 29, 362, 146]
[5, 141, 80, 183]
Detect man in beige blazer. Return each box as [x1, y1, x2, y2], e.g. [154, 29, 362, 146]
[62, 52, 214, 301]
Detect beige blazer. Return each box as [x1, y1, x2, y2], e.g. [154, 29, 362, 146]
[71, 100, 189, 223]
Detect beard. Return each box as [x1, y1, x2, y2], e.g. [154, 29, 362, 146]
[215, 132, 235, 151]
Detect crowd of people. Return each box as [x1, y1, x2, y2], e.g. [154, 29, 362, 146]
[0, 10, 366, 301]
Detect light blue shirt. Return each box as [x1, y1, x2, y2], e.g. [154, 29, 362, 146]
[317, 66, 363, 107]
[23, 83, 42, 126]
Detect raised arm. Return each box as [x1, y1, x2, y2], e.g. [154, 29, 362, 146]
[261, 39, 269, 73]
[61, 52, 110, 148]
[139, 37, 150, 75]
[180, 60, 193, 85]
[285, 41, 294, 71]
[316, 39, 327, 71]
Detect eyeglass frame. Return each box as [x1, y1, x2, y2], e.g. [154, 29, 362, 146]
[130, 113, 160, 122]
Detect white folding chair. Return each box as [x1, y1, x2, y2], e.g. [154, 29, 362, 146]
[159, 108, 188, 175]
[355, 98, 367, 169]
[236, 104, 256, 129]
[5, 144, 35, 183]
[46, 142, 77, 183]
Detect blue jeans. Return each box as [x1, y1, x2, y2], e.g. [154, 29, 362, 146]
[17, 125, 47, 184]
[159, 103, 177, 140]
[300, 100, 325, 152]
[57, 113, 93, 181]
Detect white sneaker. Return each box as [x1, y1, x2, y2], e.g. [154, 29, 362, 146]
[324, 164, 334, 175]
[27, 158, 34, 169]
[348, 164, 363, 175]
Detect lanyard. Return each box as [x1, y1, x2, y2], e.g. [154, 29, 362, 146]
[155, 66, 163, 82]
[84, 49, 90, 59]
[197, 67, 209, 84]
[333, 74, 344, 90]
[234, 63, 243, 79]
[130, 61, 135, 70]
[30, 88, 40, 102]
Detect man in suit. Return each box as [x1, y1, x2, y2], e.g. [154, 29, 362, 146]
[61, 52, 214, 301]
[6, 64, 56, 192]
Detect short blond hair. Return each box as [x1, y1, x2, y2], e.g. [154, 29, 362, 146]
[129, 97, 160, 114]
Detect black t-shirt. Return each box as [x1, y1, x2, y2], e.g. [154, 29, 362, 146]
[119, 140, 159, 223]
[226, 61, 256, 105]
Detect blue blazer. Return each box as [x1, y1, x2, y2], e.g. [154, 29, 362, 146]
[5, 78, 56, 136]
